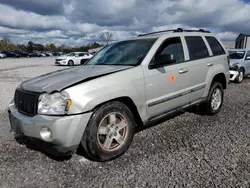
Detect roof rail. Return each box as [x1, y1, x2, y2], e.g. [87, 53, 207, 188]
[173, 28, 210, 33]
[137, 28, 210, 37]
[137, 29, 177, 37]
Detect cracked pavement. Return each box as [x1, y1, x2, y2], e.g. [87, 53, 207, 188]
[0, 57, 250, 187]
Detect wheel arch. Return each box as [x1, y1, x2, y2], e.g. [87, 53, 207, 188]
[211, 73, 227, 89]
[91, 96, 144, 128]
[239, 66, 245, 74]
[68, 59, 74, 64]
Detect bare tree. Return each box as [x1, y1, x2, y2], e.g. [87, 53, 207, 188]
[100, 31, 113, 45]
[2, 36, 11, 45]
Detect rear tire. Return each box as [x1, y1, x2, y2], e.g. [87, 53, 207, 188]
[196, 82, 224, 115]
[80, 101, 136, 162]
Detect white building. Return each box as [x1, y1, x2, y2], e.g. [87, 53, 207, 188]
[88, 47, 103, 53]
[235, 33, 250, 49]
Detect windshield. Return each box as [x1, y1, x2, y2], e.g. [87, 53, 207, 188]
[86, 39, 156, 66]
[229, 50, 245, 59]
[66, 52, 76, 56]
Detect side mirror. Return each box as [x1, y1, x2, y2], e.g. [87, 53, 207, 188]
[149, 54, 176, 69]
[75, 54, 79, 57]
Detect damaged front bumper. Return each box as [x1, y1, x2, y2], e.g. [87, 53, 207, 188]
[229, 65, 240, 81]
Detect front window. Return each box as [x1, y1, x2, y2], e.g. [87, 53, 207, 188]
[86, 39, 156, 66]
[229, 50, 245, 59]
[66, 52, 76, 57]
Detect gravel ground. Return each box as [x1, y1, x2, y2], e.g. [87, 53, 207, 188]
[1, 57, 250, 187]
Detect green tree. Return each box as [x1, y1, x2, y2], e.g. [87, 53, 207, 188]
[48, 43, 56, 51]
[28, 41, 34, 52]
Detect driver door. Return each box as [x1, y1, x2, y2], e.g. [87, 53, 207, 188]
[143, 37, 192, 119]
[75, 53, 85, 65]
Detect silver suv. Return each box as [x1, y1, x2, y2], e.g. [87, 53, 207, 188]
[8, 28, 230, 162]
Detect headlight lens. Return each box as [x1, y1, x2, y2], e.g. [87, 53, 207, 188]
[38, 92, 72, 115]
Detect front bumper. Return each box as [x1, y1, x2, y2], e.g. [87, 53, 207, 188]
[229, 70, 239, 81]
[55, 60, 67, 65]
[8, 102, 92, 155]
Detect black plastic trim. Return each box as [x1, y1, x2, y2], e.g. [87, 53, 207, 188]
[145, 98, 206, 127]
[148, 84, 206, 107]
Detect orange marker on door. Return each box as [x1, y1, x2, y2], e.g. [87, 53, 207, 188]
[170, 74, 176, 82]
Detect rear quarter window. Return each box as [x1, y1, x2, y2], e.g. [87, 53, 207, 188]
[205, 36, 226, 56]
[185, 36, 209, 61]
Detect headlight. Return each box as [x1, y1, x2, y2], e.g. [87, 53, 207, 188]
[38, 92, 72, 115]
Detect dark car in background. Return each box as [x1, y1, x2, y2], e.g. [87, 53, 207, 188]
[1, 50, 21, 58]
[14, 51, 31, 57]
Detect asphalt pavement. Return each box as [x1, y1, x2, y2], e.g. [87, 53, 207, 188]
[0, 57, 250, 187]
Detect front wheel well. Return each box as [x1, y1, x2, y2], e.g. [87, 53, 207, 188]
[211, 73, 227, 89]
[92, 97, 143, 128]
[239, 67, 245, 74]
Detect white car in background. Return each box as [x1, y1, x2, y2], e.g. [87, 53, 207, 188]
[55, 52, 93, 66]
[0, 52, 7, 58]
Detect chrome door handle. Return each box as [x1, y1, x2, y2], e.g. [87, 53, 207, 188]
[207, 63, 214, 67]
[179, 68, 189, 74]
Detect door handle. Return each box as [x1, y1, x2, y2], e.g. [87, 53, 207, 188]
[179, 68, 189, 74]
[207, 63, 214, 67]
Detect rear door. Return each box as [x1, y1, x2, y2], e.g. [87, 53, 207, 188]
[183, 35, 217, 103]
[143, 36, 192, 119]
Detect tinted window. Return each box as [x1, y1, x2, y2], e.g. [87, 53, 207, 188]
[79, 53, 86, 57]
[205, 36, 225, 56]
[156, 37, 184, 63]
[185, 36, 209, 60]
[86, 39, 156, 66]
[228, 50, 245, 59]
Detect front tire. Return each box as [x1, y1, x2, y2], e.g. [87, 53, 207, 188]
[235, 68, 244, 83]
[80, 101, 136, 162]
[68, 60, 74, 66]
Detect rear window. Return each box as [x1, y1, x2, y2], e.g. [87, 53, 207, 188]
[205, 36, 226, 56]
[185, 36, 209, 60]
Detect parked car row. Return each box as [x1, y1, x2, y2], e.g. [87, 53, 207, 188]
[0, 50, 63, 58]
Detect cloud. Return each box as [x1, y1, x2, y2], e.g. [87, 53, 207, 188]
[1, 0, 250, 46]
[0, 26, 28, 34]
[0, 4, 72, 31]
[216, 32, 238, 41]
[0, 0, 65, 15]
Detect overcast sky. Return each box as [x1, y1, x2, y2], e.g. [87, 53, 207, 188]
[0, 0, 250, 46]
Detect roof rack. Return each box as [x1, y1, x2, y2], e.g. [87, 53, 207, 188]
[137, 28, 210, 37]
[173, 28, 210, 33]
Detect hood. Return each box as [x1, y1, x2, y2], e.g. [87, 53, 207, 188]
[20, 65, 132, 93]
[56, 56, 69, 59]
[230, 59, 243, 66]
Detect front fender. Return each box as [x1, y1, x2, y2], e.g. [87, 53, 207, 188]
[64, 66, 148, 122]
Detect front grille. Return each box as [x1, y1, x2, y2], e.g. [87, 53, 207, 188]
[56, 59, 63, 61]
[14, 89, 40, 116]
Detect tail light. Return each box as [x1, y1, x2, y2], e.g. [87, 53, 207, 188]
[227, 55, 230, 66]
